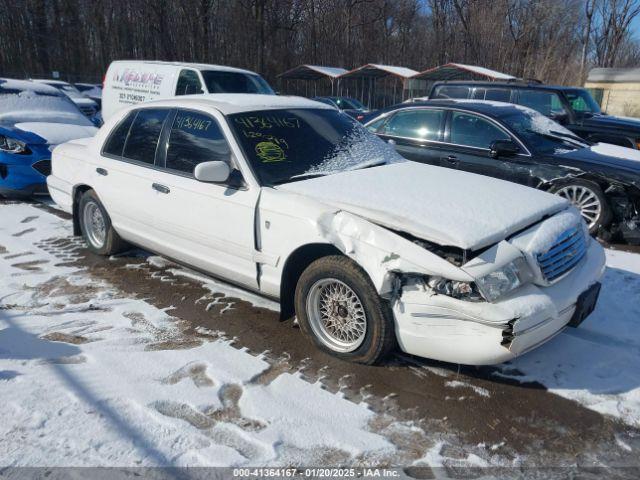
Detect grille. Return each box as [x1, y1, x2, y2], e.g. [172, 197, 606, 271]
[32, 159, 51, 176]
[536, 226, 587, 282]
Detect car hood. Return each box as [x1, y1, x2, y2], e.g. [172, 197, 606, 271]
[556, 143, 640, 175]
[277, 162, 568, 250]
[13, 122, 98, 146]
[581, 113, 640, 132]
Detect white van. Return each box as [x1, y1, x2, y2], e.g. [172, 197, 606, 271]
[101, 61, 275, 121]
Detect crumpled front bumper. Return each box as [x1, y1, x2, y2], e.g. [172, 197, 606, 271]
[392, 238, 606, 365]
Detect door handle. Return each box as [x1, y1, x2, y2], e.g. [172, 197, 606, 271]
[442, 155, 458, 165]
[96, 168, 108, 176]
[152, 183, 170, 194]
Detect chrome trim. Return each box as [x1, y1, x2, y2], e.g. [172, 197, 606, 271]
[513, 304, 575, 337]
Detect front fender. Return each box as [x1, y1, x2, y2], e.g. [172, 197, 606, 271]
[317, 211, 473, 295]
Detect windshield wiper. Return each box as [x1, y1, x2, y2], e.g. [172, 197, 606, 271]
[549, 130, 586, 143]
[273, 172, 329, 185]
[353, 160, 387, 170]
[525, 129, 586, 148]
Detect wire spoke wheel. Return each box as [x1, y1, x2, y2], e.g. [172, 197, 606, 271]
[306, 278, 367, 353]
[555, 184, 602, 229]
[82, 201, 106, 249]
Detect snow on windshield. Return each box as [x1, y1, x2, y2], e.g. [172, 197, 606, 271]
[303, 126, 403, 176]
[454, 99, 578, 137]
[513, 104, 576, 137]
[0, 92, 92, 126]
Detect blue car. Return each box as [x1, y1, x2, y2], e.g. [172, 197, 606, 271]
[0, 79, 97, 198]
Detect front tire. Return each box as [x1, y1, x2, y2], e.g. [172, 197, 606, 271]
[294, 255, 396, 365]
[78, 190, 127, 255]
[550, 180, 612, 235]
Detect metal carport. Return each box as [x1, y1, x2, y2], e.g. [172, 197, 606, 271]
[278, 65, 348, 97]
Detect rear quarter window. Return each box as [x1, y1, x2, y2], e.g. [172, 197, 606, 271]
[103, 112, 135, 157]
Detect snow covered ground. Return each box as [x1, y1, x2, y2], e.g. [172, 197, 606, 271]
[0, 203, 397, 466]
[1, 201, 639, 469]
[506, 248, 640, 428]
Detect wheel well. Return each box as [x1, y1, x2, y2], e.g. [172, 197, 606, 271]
[543, 174, 609, 193]
[72, 185, 92, 236]
[279, 243, 343, 320]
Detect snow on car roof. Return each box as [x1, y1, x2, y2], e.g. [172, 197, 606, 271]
[31, 78, 73, 86]
[0, 93, 92, 126]
[138, 94, 335, 115]
[0, 78, 62, 96]
[448, 63, 515, 80]
[110, 60, 258, 75]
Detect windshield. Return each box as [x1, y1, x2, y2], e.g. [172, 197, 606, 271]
[201, 70, 275, 95]
[497, 106, 589, 154]
[0, 93, 93, 126]
[229, 108, 402, 186]
[564, 88, 601, 115]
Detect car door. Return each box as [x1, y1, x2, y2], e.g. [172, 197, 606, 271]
[145, 108, 260, 289]
[442, 109, 533, 185]
[95, 108, 172, 248]
[374, 108, 446, 166]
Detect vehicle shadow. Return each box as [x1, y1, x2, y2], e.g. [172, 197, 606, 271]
[0, 309, 174, 466]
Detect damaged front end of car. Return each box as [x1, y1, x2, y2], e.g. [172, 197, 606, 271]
[318, 208, 606, 365]
[605, 183, 640, 245]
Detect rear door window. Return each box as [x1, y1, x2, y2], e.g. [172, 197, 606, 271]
[449, 111, 510, 149]
[381, 109, 444, 141]
[175, 70, 204, 96]
[122, 109, 170, 165]
[433, 85, 470, 99]
[165, 109, 231, 174]
[103, 111, 135, 157]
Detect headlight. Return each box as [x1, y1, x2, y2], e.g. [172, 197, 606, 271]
[475, 258, 528, 302]
[426, 276, 483, 302]
[0, 135, 29, 154]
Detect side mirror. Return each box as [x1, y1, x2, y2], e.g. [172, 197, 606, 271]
[194, 161, 230, 183]
[489, 140, 519, 158]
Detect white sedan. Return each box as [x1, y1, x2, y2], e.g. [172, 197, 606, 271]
[47, 94, 606, 365]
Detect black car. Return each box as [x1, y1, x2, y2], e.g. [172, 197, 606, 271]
[312, 96, 369, 121]
[364, 99, 640, 244]
[429, 80, 640, 149]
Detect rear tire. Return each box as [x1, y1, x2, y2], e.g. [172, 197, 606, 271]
[294, 255, 396, 365]
[78, 189, 127, 255]
[550, 179, 612, 235]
